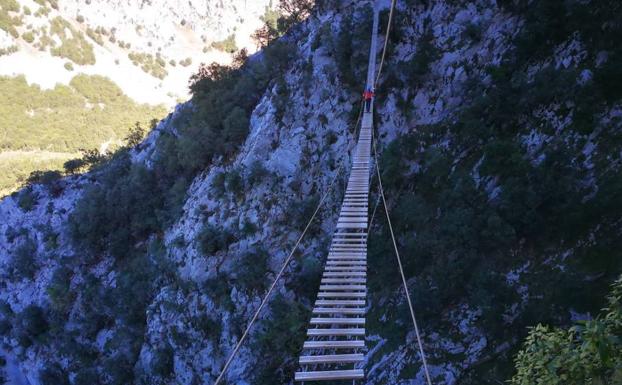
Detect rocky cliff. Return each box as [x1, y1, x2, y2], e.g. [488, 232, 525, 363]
[0, 0, 621, 384]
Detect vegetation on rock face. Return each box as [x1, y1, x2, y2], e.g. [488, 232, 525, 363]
[512, 276, 622, 385]
[252, 0, 313, 46]
[367, 0, 622, 383]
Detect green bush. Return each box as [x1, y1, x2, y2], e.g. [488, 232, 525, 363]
[235, 248, 269, 294]
[0, 0, 22, 38]
[512, 276, 622, 385]
[253, 295, 309, 385]
[247, 161, 269, 186]
[70, 155, 164, 257]
[0, 44, 18, 56]
[63, 158, 85, 174]
[22, 31, 34, 43]
[10, 238, 37, 280]
[47, 266, 74, 313]
[128, 51, 168, 79]
[50, 17, 96, 65]
[211, 34, 238, 53]
[15, 304, 48, 346]
[197, 224, 234, 255]
[26, 170, 62, 194]
[151, 345, 174, 378]
[73, 368, 99, 385]
[16, 187, 38, 211]
[39, 363, 69, 385]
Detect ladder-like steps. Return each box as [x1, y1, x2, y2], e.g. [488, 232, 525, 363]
[299, 354, 364, 364]
[295, 370, 364, 381]
[309, 317, 365, 325]
[307, 328, 366, 336]
[315, 299, 366, 306]
[295, 12, 377, 378]
[303, 340, 365, 349]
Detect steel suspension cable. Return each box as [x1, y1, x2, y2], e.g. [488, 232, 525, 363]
[374, 0, 397, 87]
[372, 133, 433, 385]
[213, 169, 341, 385]
[213, 98, 366, 385]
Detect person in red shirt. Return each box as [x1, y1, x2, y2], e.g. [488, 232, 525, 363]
[363, 87, 374, 112]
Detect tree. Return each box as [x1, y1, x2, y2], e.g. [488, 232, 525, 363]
[278, 0, 314, 25]
[125, 121, 145, 148]
[63, 158, 85, 174]
[512, 276, 622, 385]
[223, 107, 249, 146]
[11, 239, 37, 280]
[39, 363, 69, 385]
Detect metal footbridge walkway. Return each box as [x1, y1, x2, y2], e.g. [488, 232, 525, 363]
[212, 2, 432, 384]
[293, 8, 380, 383]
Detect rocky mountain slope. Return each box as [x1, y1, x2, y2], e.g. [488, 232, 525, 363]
[0, 0, 271, 106]
[0, 0, 272, 195]
[0, 0, 621, 384]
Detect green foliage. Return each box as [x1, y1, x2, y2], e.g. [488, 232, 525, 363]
[330, 9, 372, 90]
[463, 22, 482, 42]
[247, 161, 269, 186]
[22, 31, 34, 43]
[403, 24, 438, 86]
[0, 0, 22, 38]
[47, 266, 74, 314]
[63, 158, 85, 174]
[211, 34, 238, 53]
[253, 295, 309, 385]
[86, 27, 104, 45]
[0, 74, 165, 194]
[235, 248, 269, 294]
[512, 276, 622, 385]
[150, 345, 174, 378]
[0, 0, 19, 12]
[26, 170, 62, 194]
[49, 17, 96, 65]
[252, 0, 313, 46]
[70, 155, 164, 258]
[197, 224, 235, 255]
[39, 363, 69, 385]
[14, 304, 48, 347]
[0, 44, 18, 56]
[179, 57, 192, 67]
[10, 238, 37, 279]
[16, 187, 38, 211]
[128, 51, 168, 79]
[158, 42, 294, 183]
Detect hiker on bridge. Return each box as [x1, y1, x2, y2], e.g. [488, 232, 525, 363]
[363, 87, 374, 112]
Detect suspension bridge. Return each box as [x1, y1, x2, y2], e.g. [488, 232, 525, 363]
[213, 1, 432, 384]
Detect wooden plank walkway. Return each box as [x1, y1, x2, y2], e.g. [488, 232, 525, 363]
[294, 9, 379, 382]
